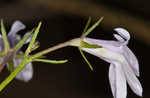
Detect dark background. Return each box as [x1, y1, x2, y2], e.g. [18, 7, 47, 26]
[0, 0, 149, 98]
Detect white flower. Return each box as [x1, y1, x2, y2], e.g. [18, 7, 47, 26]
[71, 28, 143, 98]
[0, 21, 33, 82]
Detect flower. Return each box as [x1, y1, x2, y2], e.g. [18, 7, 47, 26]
[0, 21, 33, 82]
[71, 28, 143, 98]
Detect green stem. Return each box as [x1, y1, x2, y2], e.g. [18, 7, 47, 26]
[33, 58, 68, 64]
[0, 58, 29, 91]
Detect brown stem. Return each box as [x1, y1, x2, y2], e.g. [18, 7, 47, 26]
[31, 38, 80, 59]
[0, 50, 16, 72]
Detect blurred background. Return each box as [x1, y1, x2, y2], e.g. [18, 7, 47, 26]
[0, 0, 149, 98]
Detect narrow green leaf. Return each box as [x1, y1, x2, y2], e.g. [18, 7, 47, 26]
[0, 58, 29, 91]
[82, 17, 103, 38]
[82, 17, 91, 34]
[78, 47, 93, 71]
[1, 20, 10, 52]
[25, 22, 41, 56]
[14, 29, 34, 51]
[33, 58, 68, 64]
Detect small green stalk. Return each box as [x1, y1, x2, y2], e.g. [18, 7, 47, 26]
[32, 58, 68, 64]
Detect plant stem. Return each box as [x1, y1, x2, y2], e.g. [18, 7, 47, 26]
[31, 38, 79, 59]
[0, 58, 29, 91]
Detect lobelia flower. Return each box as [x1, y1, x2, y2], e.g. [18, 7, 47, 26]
[0, 21, 33, 82]
[71, 28, 143, 98]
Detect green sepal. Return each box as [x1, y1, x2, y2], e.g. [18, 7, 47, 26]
[78, 47, 93, 71]
[81, 17, 103, 38]
[32, 58, 68, 64]
[1, 20, 10, 52]
[14, 29, 34, 51]
[78, 17, 104, 71]
[82, 17, 91, 36]
[25, 22, 41, 56]
[81, 41, 100, 48]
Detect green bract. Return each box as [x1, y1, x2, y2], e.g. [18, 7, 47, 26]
[78, 17, 103, 71]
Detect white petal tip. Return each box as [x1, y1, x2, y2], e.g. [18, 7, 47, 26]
[14, 20, 26, 29]
[137, 90, 143, 97]
[9, 20, 26, 36]
[137, 86, 143, 97]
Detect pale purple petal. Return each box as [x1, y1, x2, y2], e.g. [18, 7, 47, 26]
[123, 46, 139, 76]
[109, 64, 116, 97]
[114, 28, 130, 41]
[13, 59, 33, 82]
[113, 34, 125, 42]
[25, 34, 32, 44]
[122, 60, 142, 96]
[83, 38, 124, 53]
[109, 63, 127, 98]
[8, 20, 26, 36]
[81, 48, 124, 64]
[84, 37, 122, 47]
